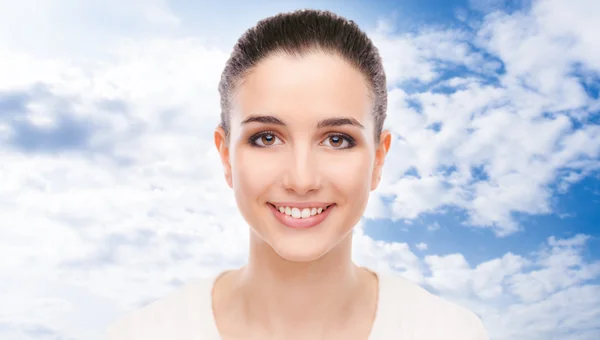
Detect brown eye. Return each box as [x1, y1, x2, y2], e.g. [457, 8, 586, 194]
[250, 132, 283, 147]
[321, 134, 355, 149]
[328, 135, 343, 147]
[261, 134, 276, 146]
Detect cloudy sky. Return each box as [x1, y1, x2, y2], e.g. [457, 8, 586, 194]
[0, 0, 599, 339]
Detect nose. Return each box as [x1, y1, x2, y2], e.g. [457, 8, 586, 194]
[282, 144, 321, 195]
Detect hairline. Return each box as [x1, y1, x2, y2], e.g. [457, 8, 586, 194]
[223, 48, 379, 136]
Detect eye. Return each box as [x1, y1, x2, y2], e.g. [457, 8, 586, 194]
[249, 131, 284, 147]
[321, 134, 356, 149]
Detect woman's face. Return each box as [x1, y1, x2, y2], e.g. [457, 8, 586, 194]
[215, 51, 390, 262]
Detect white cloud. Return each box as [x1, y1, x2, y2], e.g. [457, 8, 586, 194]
[353, 223, 425, 284]
[425, 253, 473, 294]
[369, 0, 600, 235]
[0, 1, 181, 62]
[0, 33, 241, 339]
[427, 221, 441, 231]
[420, 235, 600, 339]
[0, 1, 598, 339]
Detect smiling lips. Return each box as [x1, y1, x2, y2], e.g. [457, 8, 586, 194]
[268, 202, 335, 229]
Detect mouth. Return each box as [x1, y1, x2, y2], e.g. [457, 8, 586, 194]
[267, 202, 336, 229]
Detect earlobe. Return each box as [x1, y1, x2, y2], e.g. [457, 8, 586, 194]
[214, 126, 233, 188]
[370, 168, 382, 191]
[224, 169, 232, 188]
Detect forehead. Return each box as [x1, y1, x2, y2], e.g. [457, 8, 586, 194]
[231, 51, 373, 127]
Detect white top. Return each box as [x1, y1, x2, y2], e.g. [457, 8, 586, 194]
[106, 271, 489, 339]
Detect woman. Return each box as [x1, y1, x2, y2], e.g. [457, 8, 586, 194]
[107, 9, 489, 340]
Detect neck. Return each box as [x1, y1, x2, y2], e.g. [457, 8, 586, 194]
[237, 232, 367, 336]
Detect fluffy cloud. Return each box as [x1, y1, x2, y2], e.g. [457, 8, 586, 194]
[415, 242, 428, 250]
[0, 0, 180, 58]
[369, 0, 600, 236]
[0, 0, 598, 339]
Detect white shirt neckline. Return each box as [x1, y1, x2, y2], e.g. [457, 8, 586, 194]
[106, 267, 489, 339]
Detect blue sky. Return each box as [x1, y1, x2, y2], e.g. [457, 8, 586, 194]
[0, 0, 599, 339]
[365, 175, 600, 265]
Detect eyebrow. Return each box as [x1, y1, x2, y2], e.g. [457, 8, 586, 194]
[317, 117, 364, 129]
[241, 114, 285, 126]
[241, 114, 364, 129]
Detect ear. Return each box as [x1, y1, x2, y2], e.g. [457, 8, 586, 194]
[214, 126, 233, 188]
[371, 130, 392, 191]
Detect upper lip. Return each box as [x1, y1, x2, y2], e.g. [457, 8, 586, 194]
[269, 202, 334, 209]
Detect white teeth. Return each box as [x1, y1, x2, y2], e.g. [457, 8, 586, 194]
[291, 208, 301, 218]
[275, 205, 329, 219]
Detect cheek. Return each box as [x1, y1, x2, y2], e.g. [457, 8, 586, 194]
[320, 150, 373, 200]
[231, 147, 277, 202]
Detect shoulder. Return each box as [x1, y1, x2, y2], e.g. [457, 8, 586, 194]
[105, 276, 216, 340]
[376, 274, 489, 340]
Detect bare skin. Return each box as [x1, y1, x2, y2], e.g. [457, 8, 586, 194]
[213, 51, 391, 339]
[212, 241, 379, 340]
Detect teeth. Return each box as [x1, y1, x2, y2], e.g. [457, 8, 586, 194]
[275, 205, 329, 219]
[291, 208, 301, 218]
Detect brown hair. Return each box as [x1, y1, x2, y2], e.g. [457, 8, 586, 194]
[218, 9, 387, 142]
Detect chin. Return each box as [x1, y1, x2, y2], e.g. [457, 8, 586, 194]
[268, 238, 335, 263]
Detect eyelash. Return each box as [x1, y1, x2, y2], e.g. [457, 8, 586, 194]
[248, 131, 357, 149]
[325, 133, 356, 149]
[248, 130, 279, 148]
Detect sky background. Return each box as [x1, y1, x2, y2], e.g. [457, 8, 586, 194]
[0, 0, 599, 339]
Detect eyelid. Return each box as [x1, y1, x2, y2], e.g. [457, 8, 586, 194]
[248, 130, 357, 149]
[248, 130, 285, 148]
[249, 130, 280, 140]
[320, 132, 356, 149]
